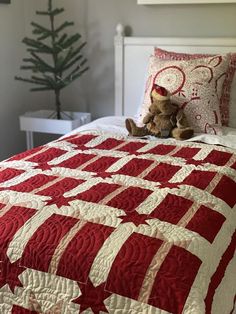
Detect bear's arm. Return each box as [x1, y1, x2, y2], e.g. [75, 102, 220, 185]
[143, 112, 154, 124]
[176, 109, 189, 128]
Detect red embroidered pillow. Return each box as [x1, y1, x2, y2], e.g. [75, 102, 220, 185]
[155, 48, 236, 126]
[139, 55, 230, 135]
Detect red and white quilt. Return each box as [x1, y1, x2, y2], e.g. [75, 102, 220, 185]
[0, 131, 235, 314]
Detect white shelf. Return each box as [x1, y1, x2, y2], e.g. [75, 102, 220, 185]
[20, 110, 91, 135]
[19, 110, 91, 149]
[138, 0, 236, 4]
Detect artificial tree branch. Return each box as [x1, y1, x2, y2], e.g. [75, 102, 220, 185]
[36, 8, 64, 16]
[15, 0, 89, 119]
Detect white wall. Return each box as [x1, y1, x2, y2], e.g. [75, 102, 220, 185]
[0, 0, 54, 160]
[23, 0, 88, 115]
[86, 0, 236, 119]
[0, 0, 27, 160]
[0, 0, 88, 160]
[1, 0, 236, 159]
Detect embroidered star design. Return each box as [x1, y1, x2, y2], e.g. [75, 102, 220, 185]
[73, 279, 111, 314]
[75, 145, 88, 151]
[33, 163, 54, 171]
[119, 212, 150, 227]
[0, 258, 25, 293]
[45, 195, 76, 208]
[185, 159, 204, 166]
[158, 182, 180, 189]
[93, 172, 113, 179]
[133, 152, 143, 156]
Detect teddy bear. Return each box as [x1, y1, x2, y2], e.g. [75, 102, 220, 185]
[125, 84, 194, 140]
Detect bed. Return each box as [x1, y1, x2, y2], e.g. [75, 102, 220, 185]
[0, 25, 236, 314]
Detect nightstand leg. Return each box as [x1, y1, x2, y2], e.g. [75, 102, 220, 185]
[26, 131, 34, 150]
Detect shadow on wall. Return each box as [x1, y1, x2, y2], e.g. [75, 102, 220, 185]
[87, 21, 114, 119]
[124, 25, 133, 37]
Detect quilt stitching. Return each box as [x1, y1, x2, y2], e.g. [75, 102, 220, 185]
[0, 131, 235, 313]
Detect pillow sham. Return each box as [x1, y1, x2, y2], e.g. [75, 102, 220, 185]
[155, 48, 236, 126]
[228, 54, 236, 128]
[139, 54, 230, 135]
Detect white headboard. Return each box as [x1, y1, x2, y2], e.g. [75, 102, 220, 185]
[114, 24, 236, 117]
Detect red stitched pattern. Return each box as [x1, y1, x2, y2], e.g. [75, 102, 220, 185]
[155, 48, 236, 126]
[0, 132, 234, 313]
[140, 55, 230, 134]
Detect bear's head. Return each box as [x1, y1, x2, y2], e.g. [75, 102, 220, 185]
[150, 84, 178, 115]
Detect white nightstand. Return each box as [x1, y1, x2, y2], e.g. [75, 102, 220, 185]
[19, 110, 91, 150]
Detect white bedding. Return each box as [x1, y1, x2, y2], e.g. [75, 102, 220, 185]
[65, 116, 236, 150]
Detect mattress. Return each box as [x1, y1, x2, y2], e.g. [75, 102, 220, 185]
[64, 116, 236, 149]
[0, 116, 235, 314]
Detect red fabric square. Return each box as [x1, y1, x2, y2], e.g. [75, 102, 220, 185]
[0, 206, 36, 256]
[212, 175, 236, 207]
[144, 163, 181, 182]
[173, 147, 200, 159]
[116, 158, 154, 177]
[57, 222, 114, 283]
[77, 183, 120, 203]
[0, 168, 24, 184]
[7, 146, 43, 161]
[183, 170, 216, 190]
[147, 144, 175, 156]
[186, 205, 226, 243]
[57, 153, 96, 169]
[66, 134, 96, 146]
[8, 174, 56, 192]
[205, 230, 236, 314]
[11, 306, 38, 314]
[150, 194, 193, 224]
[37, 177, 84, 197]
[148, 245, 202, 314]
[203, 150, 232, 166]
[107, 187, 152, 213]
[83, 156, 119, 172]
[106, 233, 163, 300]
[27, 148, 66, 163]
[94, 138, 124, 150]
[117, 142, 146, 153]
[20, 214, 79, 272]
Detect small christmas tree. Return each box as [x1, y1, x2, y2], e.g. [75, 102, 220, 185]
[15, 0, 89, 119]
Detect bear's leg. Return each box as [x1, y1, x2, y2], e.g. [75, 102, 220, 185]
[125, 119, 149, 137]
[171, 127, 194, 140]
